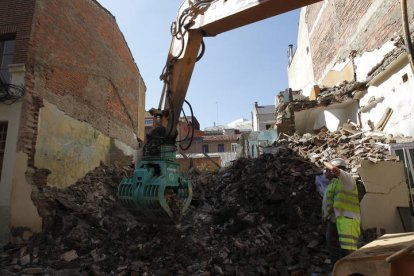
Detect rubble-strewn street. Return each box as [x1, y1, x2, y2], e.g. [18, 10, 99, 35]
[0, 147, 333, 276]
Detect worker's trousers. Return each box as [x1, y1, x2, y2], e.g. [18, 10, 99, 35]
[326, 221, 343, 263]
[336, 216, 360, 251]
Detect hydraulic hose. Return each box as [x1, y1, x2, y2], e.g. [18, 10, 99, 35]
[401, 0, 414, 73]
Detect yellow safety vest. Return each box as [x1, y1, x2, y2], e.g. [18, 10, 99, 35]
[326, 178, 360, 214]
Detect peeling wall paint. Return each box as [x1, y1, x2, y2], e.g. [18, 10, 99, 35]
[354, 41, 396, 82]
[34, 100, 134, 188]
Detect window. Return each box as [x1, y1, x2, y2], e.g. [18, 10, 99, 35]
[0, 122, 8, 180]
[202, 145, 208, 153]
[231, 143, 237, 152]
[251, 145, 255, 157]
[218, 144, 224, 152]
[0, 38, 16, 83]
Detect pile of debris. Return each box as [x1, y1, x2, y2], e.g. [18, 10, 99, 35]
[278, 124, 400, 173]
[0, 147, 332, 275]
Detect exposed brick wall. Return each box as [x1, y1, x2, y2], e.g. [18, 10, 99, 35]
[27, 0, 146, 148]
[306, 0, 414, 81]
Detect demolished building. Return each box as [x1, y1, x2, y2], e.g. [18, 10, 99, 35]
[0, 0, 146, 244]
[277, 0, 414, 210]
[286, 0, 414, 136]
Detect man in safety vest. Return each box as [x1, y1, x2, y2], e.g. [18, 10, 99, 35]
[322, 158, 360, 263]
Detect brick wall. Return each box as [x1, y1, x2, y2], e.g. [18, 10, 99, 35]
[306, 0, 414, 81]
[27, 0, 146, 149]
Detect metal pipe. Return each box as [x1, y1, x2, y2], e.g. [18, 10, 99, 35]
[401, 0, 414, 73]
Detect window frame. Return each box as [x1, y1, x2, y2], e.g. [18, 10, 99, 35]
[0, 34, 16, 83]
[202, 144, 209, 153]
[218, 144, 225, 153]
[231, 143, 237, 152]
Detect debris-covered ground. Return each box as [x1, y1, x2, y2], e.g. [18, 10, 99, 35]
[0, 147, 333, 276]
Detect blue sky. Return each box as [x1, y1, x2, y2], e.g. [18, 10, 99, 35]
[96, 1, 300, 129]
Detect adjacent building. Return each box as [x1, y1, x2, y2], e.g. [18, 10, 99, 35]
[0, 0, 146, 243]
[284, 0, 414, 223]
[251, 101, 276, 131]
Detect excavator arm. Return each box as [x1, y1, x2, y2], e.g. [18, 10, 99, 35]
[118, 0, 322, 224]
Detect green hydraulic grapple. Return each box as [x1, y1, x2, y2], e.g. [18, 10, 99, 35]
[117, 145, 192, 224]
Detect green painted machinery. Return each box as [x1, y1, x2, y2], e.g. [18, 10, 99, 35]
[117, 145, 192, 224]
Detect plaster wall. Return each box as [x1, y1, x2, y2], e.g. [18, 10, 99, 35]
[10, 152, 42, 232]
[288, 8, 315, 93]
[34, 100, 136, 188]
[294, 100, 358, 134]
[354, 41, 396, 82]
[0, 63, 42, 244]
[319, 59, 355, 88]
[0, 102, 23, 244]
[252, 109, 258, 131]
[358, 160, 410, 233]
[357, 50, 414, 136]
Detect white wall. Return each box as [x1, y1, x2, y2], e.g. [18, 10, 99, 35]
[294, 100, 359, 134]
[287, 7, 315, 94]
[356, 44, 414, 136]
[0, 64, 25, 244]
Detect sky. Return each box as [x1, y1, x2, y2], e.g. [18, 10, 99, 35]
[96, 1, 300, 129]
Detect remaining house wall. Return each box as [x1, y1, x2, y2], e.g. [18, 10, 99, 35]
[294, 100, 359, 134]
[305, 0, 414, 83]
[29, 0, 146, 145]
[34, 100, 112, 188]
[0, 101, 26, 244]
[0, 64, 42, 245]
[252, 105, 276, 131]
[290, 0, 414, 137]
[0, 0, 147, 242]
[287, 8, 315, 94]
[356, 43, 414, 136]
[359, 160, 410, 233]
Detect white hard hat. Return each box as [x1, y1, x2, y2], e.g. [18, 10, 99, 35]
[330, 158, 347, 168]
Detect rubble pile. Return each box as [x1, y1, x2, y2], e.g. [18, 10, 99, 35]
[1, 149, 332, 275]
[279, 126, 400, 172]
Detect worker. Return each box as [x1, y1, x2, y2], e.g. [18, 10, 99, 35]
[322, 158, 360, 263]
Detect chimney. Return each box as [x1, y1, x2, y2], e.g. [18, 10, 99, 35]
[288, 44, 294, 65]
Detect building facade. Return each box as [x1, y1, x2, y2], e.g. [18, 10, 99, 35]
[0, 0, 146, 243]
[252, 102, 276, 131]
